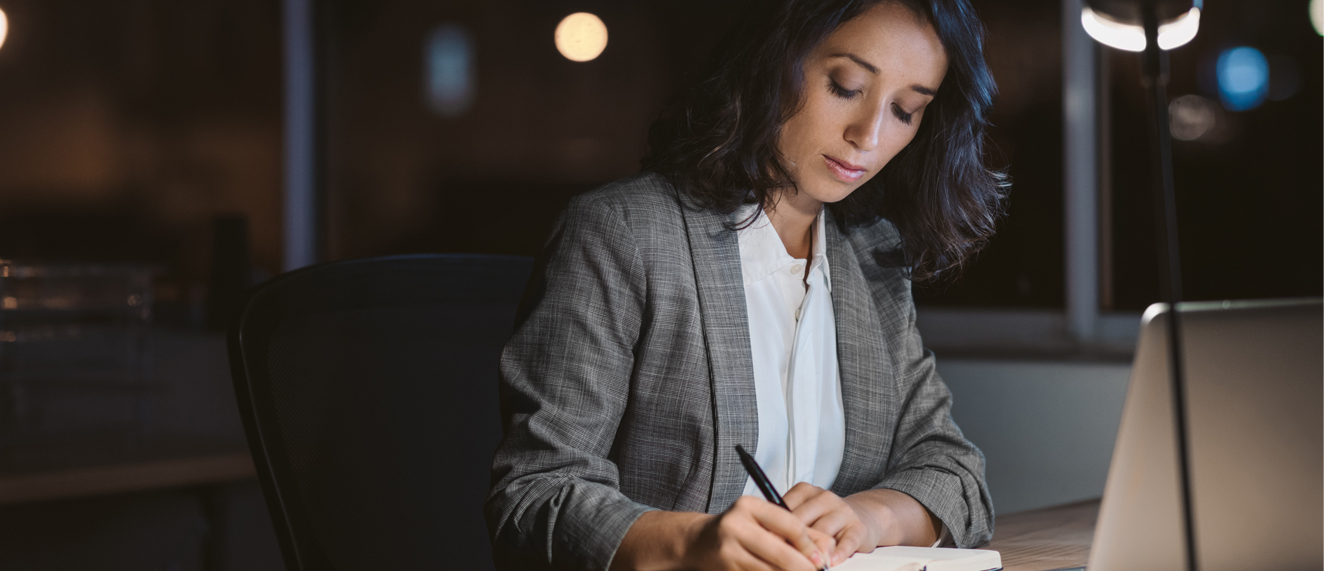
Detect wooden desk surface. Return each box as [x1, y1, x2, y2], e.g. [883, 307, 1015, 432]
[987, 499, 1099, 571]
[0, 450, 255, 505]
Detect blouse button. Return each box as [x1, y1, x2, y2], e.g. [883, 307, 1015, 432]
[789, 263, 804, 275]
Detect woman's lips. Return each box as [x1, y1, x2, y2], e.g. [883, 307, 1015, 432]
[823, 155, 866, 183]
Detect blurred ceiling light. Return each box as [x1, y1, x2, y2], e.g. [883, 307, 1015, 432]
[1217, 47, 1269, 111]
[425, 24, 475, 117]
[1169, 95, 1216, 141]
[1312, 0, 1324, 36]
[0, 7, 8, 51]
[1080, 6, 1200, 52]
[554, 12, 607, 62]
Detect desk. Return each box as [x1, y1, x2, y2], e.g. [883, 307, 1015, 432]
[0, 331, 258, 570]
[0, 441, 256, 571]
[0, 447, 254, 505]
[987, 499, 1099, 571]
[0, 331, 254, 505]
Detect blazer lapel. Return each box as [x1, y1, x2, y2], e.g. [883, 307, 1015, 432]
[824, 215, 894, 495]
[678, 197, 759, 514]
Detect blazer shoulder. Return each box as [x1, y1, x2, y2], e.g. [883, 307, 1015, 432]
[844, 216, 906, 271]
[837, 215, 915, 318]
[561, 172, 688, 243]
[569, 172, 680, 217]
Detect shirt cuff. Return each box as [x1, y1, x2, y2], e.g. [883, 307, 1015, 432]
[873, 467, 982, 547]
[930, 522, 952, 547]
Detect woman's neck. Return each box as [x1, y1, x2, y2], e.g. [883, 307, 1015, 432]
[764, 190, 821, 259]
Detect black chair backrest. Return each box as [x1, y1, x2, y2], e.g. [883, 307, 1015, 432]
[228, 254, 533, 571]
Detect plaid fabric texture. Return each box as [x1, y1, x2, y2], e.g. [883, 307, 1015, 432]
[486, 173, 994, 570]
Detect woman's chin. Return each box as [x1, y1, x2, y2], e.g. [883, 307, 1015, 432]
[802, 179, 865, 205]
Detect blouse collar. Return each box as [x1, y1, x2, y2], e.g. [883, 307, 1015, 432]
[734, 204, 831, 290]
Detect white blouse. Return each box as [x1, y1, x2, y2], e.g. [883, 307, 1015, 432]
[734, 206, 950, 547]
[736, 206, 846, 497]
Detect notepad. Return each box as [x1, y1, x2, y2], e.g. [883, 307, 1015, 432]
[832, 546, 1002, 571]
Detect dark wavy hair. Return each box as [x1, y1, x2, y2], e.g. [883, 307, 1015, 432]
[642, 0, 1008, 282]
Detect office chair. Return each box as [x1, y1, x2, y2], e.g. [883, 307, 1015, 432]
[227, 254, 533, 571]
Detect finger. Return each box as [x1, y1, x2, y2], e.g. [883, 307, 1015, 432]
[806, 502, 858, 538]
[782, 482, 824, 510]
[722, 500, 808, 571]
[742, 502, 830, 570]
[736, 527, 819, 571]
[748, 501, 821, 559]
[832, 522, 870, 565]
[726, 547, 777, 571]
[808, 528, 838, 567]
[788, 492, 835, 526]
[793, 491, 854, 532]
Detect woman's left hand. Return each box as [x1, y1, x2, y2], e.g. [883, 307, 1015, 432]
[782, 483, 881, 566]
[783, 483, 943, 567]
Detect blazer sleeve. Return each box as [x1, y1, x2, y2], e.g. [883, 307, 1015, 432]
[848, 218, 996, 548]
[485, 194, 655, 571]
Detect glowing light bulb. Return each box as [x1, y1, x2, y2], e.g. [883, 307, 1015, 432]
[0, 7, 8, 51]
[1312, 0, 1324, 36]
[1157, 7, 1200, 50]
[554, 12, 607, 62]
[1081, 7, 1200, 52]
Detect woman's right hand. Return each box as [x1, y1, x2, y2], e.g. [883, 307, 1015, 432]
[613, 496, 835, 571]
[685, 496, 837, 570]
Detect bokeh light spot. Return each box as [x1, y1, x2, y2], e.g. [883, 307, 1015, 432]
[0, 7, 9, 51]
[425, 24, 475, 117]
[1169, 95, 1216, 141]
[1311, 0, 1323, 36]
[554, 13, 607, 62]
[1216, 47, 1269, 111]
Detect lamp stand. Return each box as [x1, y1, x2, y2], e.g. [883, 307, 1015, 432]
[1140, 4, 1199, 571]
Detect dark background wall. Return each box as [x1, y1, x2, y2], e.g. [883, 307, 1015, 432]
[0, 0, 1316, 309]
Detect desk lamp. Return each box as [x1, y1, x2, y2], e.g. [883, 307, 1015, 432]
[1081, 1, 1202, 571]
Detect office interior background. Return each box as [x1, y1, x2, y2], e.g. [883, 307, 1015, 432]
[0, 0, 1318, 569]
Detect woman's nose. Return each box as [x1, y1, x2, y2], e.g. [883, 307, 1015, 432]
[844, 105, 886, 152]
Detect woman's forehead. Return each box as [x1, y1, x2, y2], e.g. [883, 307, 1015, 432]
[816, 2, 947, 88]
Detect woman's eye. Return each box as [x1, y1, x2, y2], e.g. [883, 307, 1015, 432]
[828, 80, 861, 100]
[893, 103, 914, 125]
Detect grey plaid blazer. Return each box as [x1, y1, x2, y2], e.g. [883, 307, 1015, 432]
[486, 173, 993, 570]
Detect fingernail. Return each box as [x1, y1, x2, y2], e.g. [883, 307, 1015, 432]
[811, 551, 822, 566]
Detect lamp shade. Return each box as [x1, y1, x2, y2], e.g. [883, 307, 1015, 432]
[1083, 0, 1202, 51]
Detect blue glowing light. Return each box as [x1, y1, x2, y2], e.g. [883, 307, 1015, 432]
[426, 25, 475, 117]
[1216, 47, 1269, 111]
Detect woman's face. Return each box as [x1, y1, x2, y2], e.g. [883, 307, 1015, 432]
[777, 2, 948, 206]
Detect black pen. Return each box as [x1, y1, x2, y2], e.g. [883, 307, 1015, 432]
[735, 444, 832, 571]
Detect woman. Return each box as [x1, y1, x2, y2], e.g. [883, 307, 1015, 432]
[487, 0, 1006, 569]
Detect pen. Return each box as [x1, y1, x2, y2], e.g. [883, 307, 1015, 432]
[735, 444, 832, 571]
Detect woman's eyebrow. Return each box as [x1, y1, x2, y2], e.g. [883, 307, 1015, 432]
[829, 52, 879, 74]
[911, 84, 936, 97]
[827, 52, 938, 96]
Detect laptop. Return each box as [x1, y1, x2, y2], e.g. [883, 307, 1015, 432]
[1088, 298, 1323, 571]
